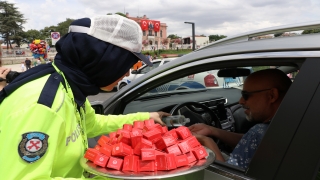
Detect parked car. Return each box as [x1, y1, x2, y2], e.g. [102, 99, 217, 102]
[118, 58, 244, 92]
[90, 21, 320, 180]
[15, 50, 25, 55]
[117, 58, 176, 91]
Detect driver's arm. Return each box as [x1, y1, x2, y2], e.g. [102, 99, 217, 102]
[189, 124, 244, 148]
[210, 127, 243, 148]
[194, 134, 226, 162]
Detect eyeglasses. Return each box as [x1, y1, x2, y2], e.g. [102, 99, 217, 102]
[241, 88, 272, 100]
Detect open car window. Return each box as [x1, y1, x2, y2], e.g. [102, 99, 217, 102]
[140, 65, 298, 98]
[141, 67, 252, 96]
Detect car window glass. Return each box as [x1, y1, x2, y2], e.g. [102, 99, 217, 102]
[140, 61, 161, 74]
[146, 67, 249, 94]
[138, 65, 298, 98]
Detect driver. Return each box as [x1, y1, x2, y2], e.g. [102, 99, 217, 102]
[189, 68, 292, 169]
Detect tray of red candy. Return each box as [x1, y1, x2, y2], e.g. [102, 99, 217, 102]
[81, 119, 215, 179]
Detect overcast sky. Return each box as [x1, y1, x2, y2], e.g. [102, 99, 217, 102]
[7, 0, 320, 38]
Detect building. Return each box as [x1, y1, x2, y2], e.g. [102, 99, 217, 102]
[126, 13, 168, 51]
[183, 35, 209, 48]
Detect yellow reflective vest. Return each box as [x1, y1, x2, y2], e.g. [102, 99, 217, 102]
[0, 64, 149, 179]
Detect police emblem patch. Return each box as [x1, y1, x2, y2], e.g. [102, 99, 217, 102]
[18, 132, 49, 163]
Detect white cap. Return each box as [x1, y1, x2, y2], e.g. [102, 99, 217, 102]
[68, 15, 152, 66]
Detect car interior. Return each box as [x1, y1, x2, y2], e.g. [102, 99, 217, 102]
[90, 58, 301, 173]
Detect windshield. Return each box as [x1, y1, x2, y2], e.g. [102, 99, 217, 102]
[140, 67, 251, 97]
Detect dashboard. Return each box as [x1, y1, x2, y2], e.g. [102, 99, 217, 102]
[124, 88, 248, 133]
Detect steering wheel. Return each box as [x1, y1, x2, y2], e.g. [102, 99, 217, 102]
[169, 102, 222, 143]
[170, 102, 222, 128]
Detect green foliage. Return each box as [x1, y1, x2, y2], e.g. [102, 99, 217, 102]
[21, 19, 74, 47]
[208, 34, 227, 42]
[252, 66, 272, 72]
[115, 12, 127, 17]
[24, 29, 45, 43]
[0, 0, 73, 48]
[142, 49, 192, 58]
[0, 1, 26, 48]
[274, 32, 283, 37]
[167, 34, 179, 39]
[55, 18, 74, 37]
[302, 29, 320, 34]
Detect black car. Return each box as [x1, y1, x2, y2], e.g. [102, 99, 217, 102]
[90, 21, 320, 180]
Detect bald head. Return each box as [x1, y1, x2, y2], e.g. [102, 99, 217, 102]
[240, 69, 292, 123]
[245, 69, 292, 99]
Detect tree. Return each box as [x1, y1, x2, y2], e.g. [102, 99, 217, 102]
[106, 12, 128, 18]
[274, 32, 283, 37]
[55, 18, 74, 37]
[167, 34, 179, 39]
[302, 29, 320, 34]
[39, 25, 56, 44]
[0, 1, 26, 49]
[24, 29, 44, 43]
[24, 19, 73, 47]
[115, 12, 127, 17]
[208, 34, 227, 42]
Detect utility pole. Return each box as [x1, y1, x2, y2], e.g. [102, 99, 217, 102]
[184, 22, 195, 51]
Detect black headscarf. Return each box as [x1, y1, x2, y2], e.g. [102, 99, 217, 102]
[54, 18, 138, 105]
[1, 18, 139, 107]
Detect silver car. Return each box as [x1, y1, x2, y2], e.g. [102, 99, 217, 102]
[90, 21, 320, 180]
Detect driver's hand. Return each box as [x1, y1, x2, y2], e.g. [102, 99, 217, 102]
[192, 133, 215, 146]
[188, 123, 213, 136]
[192, 133, 225, 162]
[149, 111, 171, 126]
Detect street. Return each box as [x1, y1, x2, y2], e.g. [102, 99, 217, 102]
[3, 63, 117, 102]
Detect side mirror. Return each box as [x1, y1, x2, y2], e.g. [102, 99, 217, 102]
[90, 101, 104, 115]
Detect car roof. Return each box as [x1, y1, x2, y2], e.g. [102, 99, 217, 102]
[199, 20, 320, 49]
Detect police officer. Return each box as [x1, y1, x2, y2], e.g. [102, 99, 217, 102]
[0, 15, 168, 179]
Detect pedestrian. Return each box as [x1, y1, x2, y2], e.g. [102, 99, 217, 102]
[0, 15, 169, 179]
[20, 61, 25, 72]
[46, 58, 53, 64]
[145, 52, 152, 62]
[33, 59, 37, 67]
[25, 58, 31, 70]
[37, 58, 41, 66]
